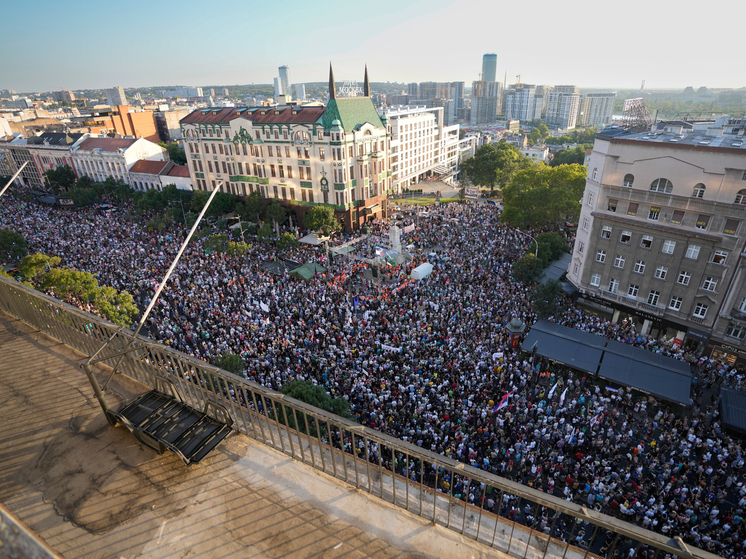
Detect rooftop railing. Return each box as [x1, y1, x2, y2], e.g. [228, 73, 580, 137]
[0, 275, 724, 559]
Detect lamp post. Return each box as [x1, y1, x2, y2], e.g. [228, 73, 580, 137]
[514, 228, 538, 259]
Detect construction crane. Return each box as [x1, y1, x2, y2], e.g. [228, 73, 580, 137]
[516, 74, 521, 85]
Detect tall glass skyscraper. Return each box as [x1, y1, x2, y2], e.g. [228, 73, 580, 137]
[481, 54, 497, 83]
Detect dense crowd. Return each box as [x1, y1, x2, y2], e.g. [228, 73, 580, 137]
[2, 191, 745, 557]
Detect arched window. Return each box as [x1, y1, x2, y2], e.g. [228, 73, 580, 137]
[650, 178, 673, 193]
[623, 174, 634, 187]
[592, 167, 598, 181]
[736, 189, 746, 204]
[692, 183, 706, 198]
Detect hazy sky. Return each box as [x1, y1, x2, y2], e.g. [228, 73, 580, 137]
[2, 0, 743, 93]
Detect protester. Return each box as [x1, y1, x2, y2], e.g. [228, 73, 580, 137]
[1, 191, 743, 557]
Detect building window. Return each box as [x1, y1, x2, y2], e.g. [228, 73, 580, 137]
[735, 189, 746, 204]
[607, 199, 617, 213]
[693, 303, 708, 319]
[620, 231, 631, 244]
[270, 165, 276, 178]
[601, 226, 612, 239]
[648, 206, 660, 221]
[725, 323, 746, 340]
[647, 290, 661, 306]
[573, 262, 579, 275]
[650, 178, 673, 193]
[623, 174, 634, 188]
[587, 192, 595, 206]
[633, 260, 646, 274]
[669, 210, 684, 225]
[677, 271, 691, 285]
[596, 250, 606, 263]
[267, 146, 273, 157]
[723, 219, 740, 236]
[654, 266, 668, 280]
[592, 168, 598, 181]
[640, 235, 653, 249]
[739, 298, 746, 313]
[319, 148, 325, 161]
[702, 277, 718, 292]
[685, 245, 700, 260]
[578, 241, 585, 254]
[627, 202, 638, 216]
[712, 250, 727, 265]
[661, 240, 676, 254]
[695, 214, 710, 230]
[628, 284, 639, 297]
[669, 296, 683, 311]
[613, 255, 625, 268]
[590, 273, 601, 286]
[582, 217, 590, 231]
[609, 279, 619, 293]
[692, 183, 706, 198]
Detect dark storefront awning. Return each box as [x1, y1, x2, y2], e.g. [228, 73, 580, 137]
[521, 321, 605, 374]
[522, 320, 693, 405]
[597, 353, 692, 406]
[720, 387, 746, 435]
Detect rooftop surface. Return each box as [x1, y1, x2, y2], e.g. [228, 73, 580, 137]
[598, 124, 746, 150]
[0, 311, 509, 559]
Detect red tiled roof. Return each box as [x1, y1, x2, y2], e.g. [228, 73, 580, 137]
[77, 138, 137, 151]
[179, 106, 326, 126]
[129, 159, 170, 175]
[166, 164, 190, 178]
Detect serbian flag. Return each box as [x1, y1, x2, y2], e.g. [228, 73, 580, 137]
[493, 390, 514, 413]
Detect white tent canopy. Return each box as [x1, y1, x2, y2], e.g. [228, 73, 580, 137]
[299, 233, 329, 246]
[410, 262, 434, 280]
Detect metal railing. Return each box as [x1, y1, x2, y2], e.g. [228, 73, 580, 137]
[0, 275, 723, 559]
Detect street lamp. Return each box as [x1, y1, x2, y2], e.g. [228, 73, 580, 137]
[514, 228, 538, 259]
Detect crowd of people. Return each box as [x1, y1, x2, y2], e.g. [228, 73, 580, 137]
[1, 190, 745, 558]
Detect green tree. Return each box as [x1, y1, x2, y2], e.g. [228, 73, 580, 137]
[501, 163, 586, 228]
[0, 230, 28, 264]
[265, 202, 286, 230]
[277, 232, 298, 251]
[67, 187, 100, 207]
[18, 253, 61, 280]
[550, 145, 593, 167]
[241, 191, 267, 223]
[204, 234, 228, 253]
[215, 352, 246, 376]
[256, 222, 273, 242]
[38, 268, 100, 303]
[75, 176, 96, 190]
[94, 286, 139, 327]
[536, 123, 550, 138]
[303, 205, 340, 235]
[208, 192, 236, 217]
[158, 142, 187, 165]
[44, 165, 77, 193]
[226, 241, 252, 256]
[530, 278, 564, 319]
[527, 128, 543, 146]
[531, 232, 569, 266]
[278, 380, 353, 432]
[460, 142, 526, 190]
[512, 254, 544, 284]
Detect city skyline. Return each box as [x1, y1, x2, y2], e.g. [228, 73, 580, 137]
[2, 0, 744, 93]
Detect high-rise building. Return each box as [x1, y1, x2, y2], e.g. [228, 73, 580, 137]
[105, 86, 127, 107]
[545, 86, 581, 130]
[52, 90, 76, 102]
[407, 83, 418, 96]
[502, 84, 537, 122]
[568, 118, 746, 363]
[581, 92, 617, 127]
[295, 84, 306, 102]
[450, 82, 465, 109]
[470, 97, 499, 126]
[273, 78, 282, 101]
[482, 53, 497, 83]
[278, 65, 290, 98]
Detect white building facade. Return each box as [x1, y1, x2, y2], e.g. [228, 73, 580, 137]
[71, 137, 166, 185]
[581, 92, 617, 127]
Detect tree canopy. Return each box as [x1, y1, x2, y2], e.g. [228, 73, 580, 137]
[459, 142, 526, 190]
[303, 205, 340, 235]
[530, 278, 564, 319]
[215, 352, 245, 376]
[549, 144, 593, 167]
[0, 230, 28, 264]
[512, 253, 545, 284]
[159, 142, 187, 165]
[43, 165, 77, 193]
[501, 163, 586, 228]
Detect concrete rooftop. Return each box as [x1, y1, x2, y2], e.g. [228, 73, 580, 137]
[0, 311, 509, 559]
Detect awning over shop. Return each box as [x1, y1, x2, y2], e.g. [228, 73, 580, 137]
[597, 352, 692, 406]
[521, 320, 693, 405]
[521, 320, 605, 374]
[720, 387, 746, 435]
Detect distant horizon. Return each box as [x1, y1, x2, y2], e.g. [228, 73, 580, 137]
[2, 0, 744, 93]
